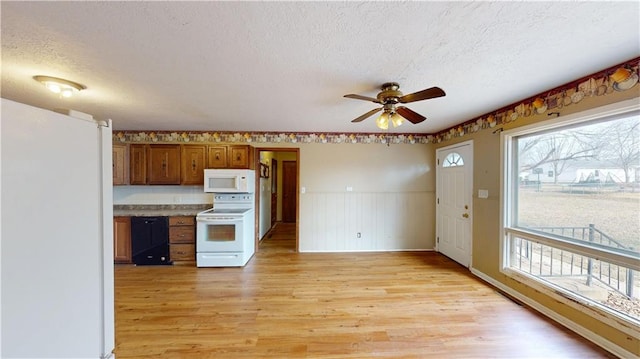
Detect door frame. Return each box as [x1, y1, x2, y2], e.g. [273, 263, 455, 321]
[253, 147, 300, 252]
[270, 159, 278, 228]
[435, 139, 474, 268]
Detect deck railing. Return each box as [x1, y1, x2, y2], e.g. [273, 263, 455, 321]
[512, 224, 635, 298]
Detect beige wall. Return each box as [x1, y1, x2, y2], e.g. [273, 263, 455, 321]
[433, 89, 640, 355]
[299, 143, 435, 251]
[300, 143, 433, 192]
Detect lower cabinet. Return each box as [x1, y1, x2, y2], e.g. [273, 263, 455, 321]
[113, 214, 196, 265]
[113, 217, 131, 264]
[169, 216, 196, 263]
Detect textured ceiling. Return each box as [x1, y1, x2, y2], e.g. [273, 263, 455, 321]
[1, 1, 639, 133]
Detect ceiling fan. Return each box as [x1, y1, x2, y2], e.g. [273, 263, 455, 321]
[344, 82, 446, 130]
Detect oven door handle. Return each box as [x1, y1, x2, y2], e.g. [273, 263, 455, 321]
[198, 217, 241, 222]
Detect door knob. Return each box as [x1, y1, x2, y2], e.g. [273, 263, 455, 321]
[462, 213, 469, 218]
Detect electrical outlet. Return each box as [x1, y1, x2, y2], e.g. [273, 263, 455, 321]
[357, 232, 361, 238]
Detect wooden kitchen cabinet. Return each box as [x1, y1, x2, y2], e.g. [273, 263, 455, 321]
[207, 146, 228, 168]
[129, 144, 147, 185]
[113, 216, 132, 264]
[228, 145, 253, 169]
[148, 145, 181, 184]
[169, 216, 196, 263]
[181, 145, 207, 185]
[207, 145, 254, 169]
[112, 144, 128, 185]
[127, 144, 252, 185]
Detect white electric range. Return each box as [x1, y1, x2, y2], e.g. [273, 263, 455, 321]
[196, 193, 255, 267]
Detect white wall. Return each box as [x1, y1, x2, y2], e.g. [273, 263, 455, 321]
[258, 151, 274, 239]
[113, 185, 212, 205]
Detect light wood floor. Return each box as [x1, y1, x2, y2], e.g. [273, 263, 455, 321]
[114, 223, 613, 358]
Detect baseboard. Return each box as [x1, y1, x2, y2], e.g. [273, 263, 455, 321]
[470, 267, 638, 359]
[299, 248, 435, 253]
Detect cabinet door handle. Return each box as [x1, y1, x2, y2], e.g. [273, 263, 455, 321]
[192, 160, 196, 170]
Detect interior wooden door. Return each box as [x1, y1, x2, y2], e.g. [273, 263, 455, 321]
[282, 161, 297, 223]
[271, 159, 278, 227]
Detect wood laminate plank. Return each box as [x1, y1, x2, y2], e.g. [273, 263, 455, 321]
[115, 223, 614, 358]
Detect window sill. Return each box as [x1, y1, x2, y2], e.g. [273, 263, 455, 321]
[501, 267, 640, 338]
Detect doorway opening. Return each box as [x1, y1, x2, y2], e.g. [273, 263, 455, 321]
[254, 147, 299, 252]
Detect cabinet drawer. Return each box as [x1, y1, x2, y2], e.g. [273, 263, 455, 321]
[169, 216, 195, 226]
[169, 226, 195, 243]
[170, 244, 195, 261]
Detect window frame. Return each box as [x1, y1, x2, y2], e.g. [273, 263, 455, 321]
[499, 98, 640, 331]
[442, 151, 464, 167]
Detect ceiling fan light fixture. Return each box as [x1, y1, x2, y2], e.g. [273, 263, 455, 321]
[390, 112, 404, 128]
[33, 75, 86, 98]
[345, 82, 445, 128]
[376, 113, 389, 130]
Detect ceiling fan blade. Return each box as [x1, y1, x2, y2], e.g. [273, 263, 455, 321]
[396, 106, 426, 124]
[351, 108, 382, 123]
[344, 94, 382, 103]
[398, 87, 446, 103]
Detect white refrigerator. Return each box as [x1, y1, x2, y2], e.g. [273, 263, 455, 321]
[1, 98, 115, 358]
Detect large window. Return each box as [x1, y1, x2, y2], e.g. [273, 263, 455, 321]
[502, 102, 640, 327]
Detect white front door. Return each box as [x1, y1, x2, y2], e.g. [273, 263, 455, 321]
[436, 140, 473, 267]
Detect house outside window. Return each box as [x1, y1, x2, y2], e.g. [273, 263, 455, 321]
[501, 101, 640, 328]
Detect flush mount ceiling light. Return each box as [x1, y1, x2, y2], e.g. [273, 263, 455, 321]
[33, 75, 86, 98]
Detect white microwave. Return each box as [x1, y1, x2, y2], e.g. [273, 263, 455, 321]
[204, 169, 255, 193]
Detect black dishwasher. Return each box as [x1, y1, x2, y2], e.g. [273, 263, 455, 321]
[131, 216, 171, 265]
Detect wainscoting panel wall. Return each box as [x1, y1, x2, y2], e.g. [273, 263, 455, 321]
[300, 192, 435, 252]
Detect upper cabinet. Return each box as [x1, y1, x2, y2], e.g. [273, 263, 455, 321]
[207, 145, 254, 169]
[148, 145, 181, 184]
[119, 143, 253, 185]
[129, 144, 181, 185]
[112, 144, 128, 185]
[181, 145, 206, 185]
[207, 146, 228, 168]
[129, 144, 147, 185]
[228, 145, 253, 169]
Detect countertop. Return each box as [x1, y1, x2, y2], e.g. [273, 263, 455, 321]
[113, 204, 211, 217]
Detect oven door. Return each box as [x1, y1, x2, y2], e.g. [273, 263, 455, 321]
[196, 216, 244, 252]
